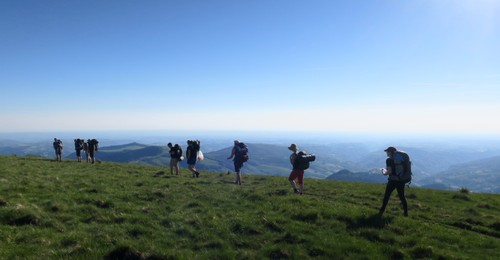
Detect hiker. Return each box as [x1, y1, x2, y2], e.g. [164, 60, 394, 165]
[53, 138, 63, 162]
[74, 139, 84, 162]
[88, 139, 99, 164]
[288, 144, 304, 194]
[379, 146, 410, 217]
[83, 140, 91, 163]
[168, 143, 183, 175]
[227, 140, 249, 185]
[186, 140, 201, 178]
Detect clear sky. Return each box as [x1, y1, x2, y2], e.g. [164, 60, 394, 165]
[1, 0, 499, 135]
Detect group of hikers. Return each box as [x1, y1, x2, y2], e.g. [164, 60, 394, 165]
[167, 140, 202, 178]
[52, 138, 99, 163]
[53, 136, 412, 217]
[167, 140, 412, 217]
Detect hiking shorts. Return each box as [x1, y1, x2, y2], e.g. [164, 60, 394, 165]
[234, 160, 244, 172]
[288, 169, 304, 184]
[170, 158, 179, 167]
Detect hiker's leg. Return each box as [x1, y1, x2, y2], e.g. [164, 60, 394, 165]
[188, 164, 194, 176]
[380, 181, 397, 215]
[396, 183, 408, 216]
[298, 170, 305, 193]
[170, 159, 174, 175]
[288, 170, 299, 191]
[174, 161, 179, 175]
[236, 172, 241, 185]
[234, 162, 242, 184]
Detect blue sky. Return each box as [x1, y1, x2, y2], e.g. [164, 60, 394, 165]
[1, 0, 499, 135]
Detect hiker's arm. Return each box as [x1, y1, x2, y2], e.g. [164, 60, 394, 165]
[382, 158, 393, 175]
[290, 153, 297, 165]
[227, 147, 235, 160]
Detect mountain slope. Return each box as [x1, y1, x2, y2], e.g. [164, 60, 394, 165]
[0, 155, 499, 259]
[420, 156, 500, 193]
[326, 169, 387, 184]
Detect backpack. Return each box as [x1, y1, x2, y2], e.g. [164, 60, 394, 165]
[391, 151, 412, 183]
[173, 144, 183, 160]
[75, 139, 83, 150]
[294, 151, 316, 170]
[235, 142, 249, 162]
[91, 139, 99, 151]
[53, 140, 63, 149]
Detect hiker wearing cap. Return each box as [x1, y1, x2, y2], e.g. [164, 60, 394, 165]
[379, 146, 410, 217]
[227, 140, 249, 185]
[288, 144, 304, 194]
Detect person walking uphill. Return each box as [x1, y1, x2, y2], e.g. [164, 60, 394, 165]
[168, 143, 183, 175]
[379, 146, 412, 217]
[186, 140, 201, 178]
[227, 140, 249, 185]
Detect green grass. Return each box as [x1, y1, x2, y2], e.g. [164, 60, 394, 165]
[0, 155, 499, 259]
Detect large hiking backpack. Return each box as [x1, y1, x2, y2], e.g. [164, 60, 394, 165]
[75, 139, 83, 150]
[90, 139, 99, 151]
[235, 142, 249, 162]
[294, 151, 316, 170]
[173, 144, 183, 160]
[53, 139, 63, 149]
[391, 151, 412, 183]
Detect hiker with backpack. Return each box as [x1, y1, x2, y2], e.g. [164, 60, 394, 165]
[168, 143, 183, 175]
[287, 144, 316, 194]
[83, 140, 91, 163]
[88, 139, 99, 164]
[186, 140, 201, 178]
[53, 138, 63, 162]
[74, 139, 84, 162]
[227, 140, 249, 185]
[378, 146, 411, 217]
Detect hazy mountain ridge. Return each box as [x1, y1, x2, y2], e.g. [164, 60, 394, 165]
[420, 156, 500, 193]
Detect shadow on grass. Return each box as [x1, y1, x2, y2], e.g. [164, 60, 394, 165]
[338, 213, 393, 229]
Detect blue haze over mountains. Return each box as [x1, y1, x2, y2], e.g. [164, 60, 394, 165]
[1, 131, 500, 193]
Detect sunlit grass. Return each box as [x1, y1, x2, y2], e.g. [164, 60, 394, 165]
[0, 155, 499, 259]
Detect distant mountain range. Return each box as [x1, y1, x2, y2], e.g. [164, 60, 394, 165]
[418, 156, 500, 193]
[2, 140, 499, 193]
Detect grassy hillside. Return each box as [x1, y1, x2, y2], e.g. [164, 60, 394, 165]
[0, 155, 499, 259]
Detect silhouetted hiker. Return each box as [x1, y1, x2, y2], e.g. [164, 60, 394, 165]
[83, 140, 90, 163]
[88, 139, 99, 164]
[74, 138, 84, 162]
[379, 146, 411, 217]
[186, 140, 201, 177]
[288, 144, 304, 194]
[53, 138, 63, 162]
[227, 140, 249, 185]
[168, 142, 183, 175]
